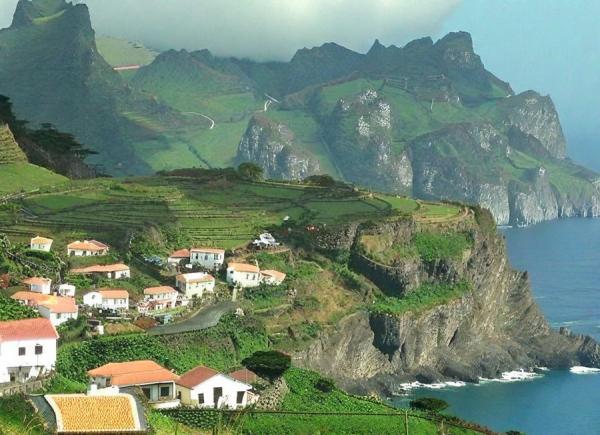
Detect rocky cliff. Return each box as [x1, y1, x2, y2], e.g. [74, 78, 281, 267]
[295, 210, 600, 394]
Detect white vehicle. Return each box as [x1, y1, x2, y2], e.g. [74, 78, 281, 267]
[252, 232, 279, 249]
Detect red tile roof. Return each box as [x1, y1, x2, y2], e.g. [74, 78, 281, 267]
[261, 269, 286, 282]
[88, 360, 178, 386]
[169, 248, 190, 258]
[176, 273, 215, 283]
[11, 291, 48, 304]
[227, 262, 260, 273]
[144, 286, 177, 296]
[31, 236, 53, 244]
[0, 318, 58, 342]
[176, 366, 219, 389]
[38, 296, 78, 314]
[228, 368, 258, 384]
[98, 289, 129, 299]
[23, 277, 51, 286]
[67, 240, 109, 251]
[190, 247, 225, 255]
[71, 264, 129, 274]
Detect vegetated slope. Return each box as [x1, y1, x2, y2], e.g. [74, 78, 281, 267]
[0, 0, 186, 175]
[0, 123, 27, 164]
[96, 36, 158, 68]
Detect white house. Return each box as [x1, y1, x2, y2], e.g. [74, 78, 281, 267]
[175, 366, 257, 409]
[23, 277, 52, 295]
[167, 248, 190, 266]
[67, 240, 109, 256]
[30, 236, 53, 252]
[58, 284, 76, 297]
[141, 286, 178, 311]
[190, 248, 225, 271]
[71, 263, 131, 279]
[175, 273, 215, 298]
[0, 318, 58, 384]
[252, 232, 279, 249]
[83, 289, 129, 311]
[88, 360, 179, 407]
[260, 269, 286, 286]
[36, 296, 78, 327]
[226, 263, 260, 288]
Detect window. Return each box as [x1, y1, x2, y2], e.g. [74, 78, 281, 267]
[214, 254, 219, 260]
[204, 254, 209, 260]
[18, 347, 25, 356]
[198, 393, 204, 404]
[160, 386, 171, 397]
[236, 391, 245, 404]
[35, 345, 43, 355]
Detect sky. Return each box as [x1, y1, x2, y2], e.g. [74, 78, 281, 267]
[0, 0, 598, 169]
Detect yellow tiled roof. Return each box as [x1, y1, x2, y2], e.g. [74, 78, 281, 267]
[46, 394, 141, 432]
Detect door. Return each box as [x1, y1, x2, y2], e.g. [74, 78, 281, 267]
[213, 387, 223, 408]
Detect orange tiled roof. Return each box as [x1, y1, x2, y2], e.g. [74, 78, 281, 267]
[176, 366, 219, 389]
[88, 360, 178, 386]
[144, 286, 177, 296]
[11, 291, 48, 304]
[45, 394, 141, 432]
[67, 240, 109, 251]
[38, 296, 78, 314]
[31, 236, 53, 244]
[228, 368, 258, 384]
[23, 277, 51, 286]
[98, 289, 129, 299]
[261, 269, 286, 281]
[169, 248, 190, 258]
[190, 247, 225, 254]
[0, 318, 58, 342]
[71, 263, 129, 274]
[176, 273, 215, 283]
[228, 262, 260, 273]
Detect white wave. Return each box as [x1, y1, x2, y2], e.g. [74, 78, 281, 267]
[478, 369, 543, 384]
[570, 366, 600, 374]
[399, 380, 467, 391]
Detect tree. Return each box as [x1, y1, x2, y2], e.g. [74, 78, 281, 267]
[242, 350, 291, 380]
[303, 174, 336, 187]
[238, 162, 264, 181]
[409, 397, 449, 413]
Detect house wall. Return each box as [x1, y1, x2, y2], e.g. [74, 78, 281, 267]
[30, 283, 51, 295]
[37, 306, 78, 326]
[190, 252, 224, 270]
[0, 337, 56, 383]
[148, 293, 177, 309]
[103, 297, 129, 310]
[92, 378, 175, 402]
[108, 270, 130, 279]
[83, 292, 102, 308]
[67, 248, 107, 257]
[177, 374, 252, 409]
[227, 270, 260, 288]
[31, 243, 51, 252]
[177, 280, 215, 298]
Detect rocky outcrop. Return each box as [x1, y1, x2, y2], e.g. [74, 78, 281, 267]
[295, 212, 600, 394]
[236, 115, 320, 180]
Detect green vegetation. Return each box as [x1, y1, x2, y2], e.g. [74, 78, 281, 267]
[0, 163, 67, 194]
[410, 397, 450, 413]
[242, 350, 291, 380]
[95, 36, 158, 67]
[0, 295, 39, 321]
[370, 281, 471, 316]
[414, 231, 473, 263]
[0, 395, 48, 435]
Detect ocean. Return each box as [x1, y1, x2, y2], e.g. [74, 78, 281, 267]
[394, 218, 600, 435]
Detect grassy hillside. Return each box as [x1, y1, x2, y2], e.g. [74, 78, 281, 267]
[0, 163, 67, 195]
[0, 124, 27, 164]
[95, 36, 158, 67]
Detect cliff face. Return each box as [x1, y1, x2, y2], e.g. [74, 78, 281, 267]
[295, 213, 600, 394]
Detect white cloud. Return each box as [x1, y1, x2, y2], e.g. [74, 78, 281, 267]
[1, 0, 462, 60]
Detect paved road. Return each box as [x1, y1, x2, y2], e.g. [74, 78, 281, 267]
[182, 111, 215, 129]
[148, 301, 236, 335]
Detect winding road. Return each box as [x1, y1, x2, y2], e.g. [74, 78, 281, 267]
[148, 301, 237, 335]
[182, 111, 215, 129]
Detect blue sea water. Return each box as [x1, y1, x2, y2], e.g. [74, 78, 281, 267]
[396, 218, 600, 435]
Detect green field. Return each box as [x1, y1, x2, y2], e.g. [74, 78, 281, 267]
[0, 163, 67, 195]
[96, 36, 158, 67]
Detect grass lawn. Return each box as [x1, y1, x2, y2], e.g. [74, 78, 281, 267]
[0, 163, 67, 195]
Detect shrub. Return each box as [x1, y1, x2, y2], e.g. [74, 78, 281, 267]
[237, 162, 264, 181]
[242, 350, 291, 380]
[315, 376, 336, 392]
[0, 295, 39, 321]
[413, 231, 473, 263]
[409, 397, 449, 413]
[303, 174, 336, 187]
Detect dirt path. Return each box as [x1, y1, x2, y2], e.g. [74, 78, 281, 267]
[182, 111, 215, 129]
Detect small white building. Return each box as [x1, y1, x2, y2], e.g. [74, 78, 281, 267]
[175, 273, 215, 298]
[83, 289, 129, 311]
[252, 232, 279, 249]
[36, 296, 79, 327]
[58, 284, 76, 297]
[226, 263, 260, 288]
[71, 264, 131, 280]
[0, 318, 58, 384]
[142, 286, 178, 311]
[23, 277, 52, 295]
[190, 248, 225, 271]
[176, 366, 257, 409]
[30, 236, 53, 252]
[167, 249, 190, 266]
[67, 240, 109, 256]
[260, 270, 286, 286]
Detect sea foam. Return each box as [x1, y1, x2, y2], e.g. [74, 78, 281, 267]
[570, 366, 600, 374]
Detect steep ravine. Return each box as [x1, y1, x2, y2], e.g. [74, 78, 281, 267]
[294, 211, 600, 394]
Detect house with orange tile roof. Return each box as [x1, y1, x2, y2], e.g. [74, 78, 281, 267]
[167, 248, 190, 266]
[71, 263, 130, 279]
[140, 286, 178, 312]
[11, 292, 78, 326]
[176, 365, 258, 409]
[175, 272, 215, 298]
[30, 236, 53, 252]
[83, 289, 129, 311]
[190, 247, 225, 270]
[67, 240, 109, 257]
[226, 262, 261, 288]
[228, 368, 259, 384]
[23, 277, 52, 294]
[35, 390, 146, 433]
[0, 318, 58, 383]
[88, 360, 179, 407]
[260, 269, 286, 285]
